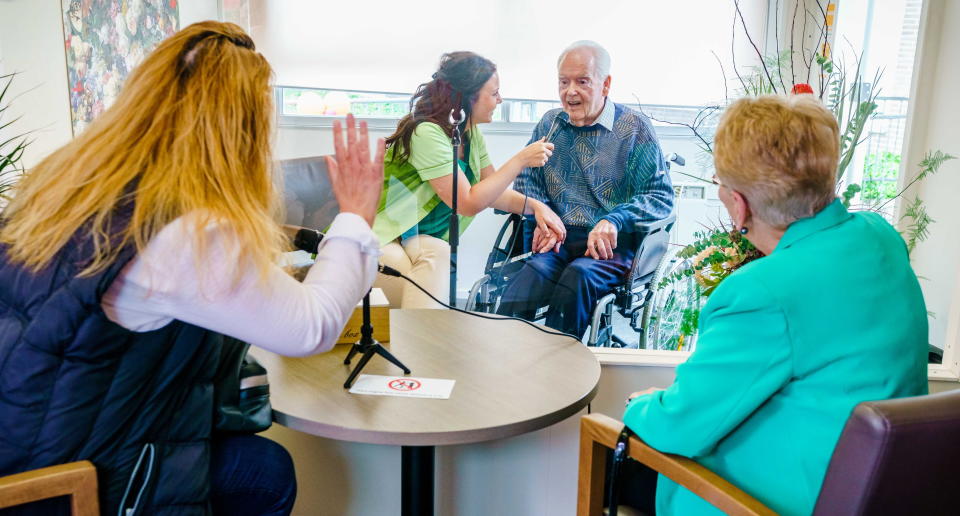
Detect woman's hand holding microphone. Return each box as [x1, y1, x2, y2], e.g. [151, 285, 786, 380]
[519, 138, 563, 253]
[519, 138, 554, 168]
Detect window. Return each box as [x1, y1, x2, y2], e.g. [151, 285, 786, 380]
[832, 0, 922, 217]
[249, 0, 766, 105]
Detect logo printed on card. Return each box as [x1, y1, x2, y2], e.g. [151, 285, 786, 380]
[388, 379, 421, 391]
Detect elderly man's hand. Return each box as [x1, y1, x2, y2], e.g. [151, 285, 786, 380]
[585, 219, 618, 260]
[532, 227, 561, 254]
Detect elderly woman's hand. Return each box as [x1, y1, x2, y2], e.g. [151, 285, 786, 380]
[326, 114, 385, 227]
[625, 387, 665, 407]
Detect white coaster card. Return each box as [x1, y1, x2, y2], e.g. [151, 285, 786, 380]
[348, 374, 455, 399]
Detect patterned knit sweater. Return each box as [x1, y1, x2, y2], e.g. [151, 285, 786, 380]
[513, 100, 674, 232]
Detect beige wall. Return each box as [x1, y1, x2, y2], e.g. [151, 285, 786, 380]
[899, 0, 960, 364]
[0, 1, 72, 168]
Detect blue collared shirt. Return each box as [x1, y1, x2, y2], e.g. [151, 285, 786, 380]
[514, 100, 674, 232]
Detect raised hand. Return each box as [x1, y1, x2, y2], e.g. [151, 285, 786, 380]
[325, 114, 385, 227]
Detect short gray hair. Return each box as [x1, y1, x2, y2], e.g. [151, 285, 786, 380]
[557, 40, 611, 78]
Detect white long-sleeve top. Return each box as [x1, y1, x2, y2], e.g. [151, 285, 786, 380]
[102, 212, 379, 357]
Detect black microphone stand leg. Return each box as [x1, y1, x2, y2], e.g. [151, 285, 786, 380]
[344, 343, 361, 365]
[343, 346, 377, 389]
[374, 343, 412, 374]
[343, 341, 412, 389]
[343, 291, 412, 388]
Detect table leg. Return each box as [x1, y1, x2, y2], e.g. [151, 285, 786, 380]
[401, 445, 434, 516]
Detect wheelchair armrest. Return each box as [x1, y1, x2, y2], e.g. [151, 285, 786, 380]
[629, 213, 677, 236]
[577, 414, 775, 516]
[490, 252, 533, 271]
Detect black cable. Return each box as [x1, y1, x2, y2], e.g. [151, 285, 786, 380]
[378, 265, 582, 342]
[494, 206, 525, 293]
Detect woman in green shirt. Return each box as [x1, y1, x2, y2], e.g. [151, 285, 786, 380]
[374, 52, 564, 308]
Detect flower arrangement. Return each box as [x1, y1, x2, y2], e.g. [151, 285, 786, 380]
[659, 226, 762, 295]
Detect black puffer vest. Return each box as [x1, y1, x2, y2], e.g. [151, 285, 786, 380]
[0, 212, 220, 515]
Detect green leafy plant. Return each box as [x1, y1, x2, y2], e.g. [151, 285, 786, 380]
[0, 72, 29, 203]
[879, 151, 957, 251]
[861, 152, 901, 200]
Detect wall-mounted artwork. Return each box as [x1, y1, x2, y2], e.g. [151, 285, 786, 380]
[61, 0, 180, 134]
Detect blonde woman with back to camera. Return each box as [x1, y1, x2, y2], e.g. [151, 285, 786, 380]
[0, 21, 383, 516]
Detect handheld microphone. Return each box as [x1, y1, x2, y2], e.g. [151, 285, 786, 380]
[544, 111, 569, 143]
[284, 225, 324, 254]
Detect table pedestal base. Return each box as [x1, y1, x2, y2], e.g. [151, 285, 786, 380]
[401, 445, 435, 516]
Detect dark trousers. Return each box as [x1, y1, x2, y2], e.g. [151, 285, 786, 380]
[605, 455, 659, 514]
[498, 227, 635, 337]
[1, 434, 296, 516]
[210, 434, 297, 516]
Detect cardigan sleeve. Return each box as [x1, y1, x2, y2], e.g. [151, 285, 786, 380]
[599, 115, 674, 232]
[102, 213, 379, 357]
[623, 271, 793, 457]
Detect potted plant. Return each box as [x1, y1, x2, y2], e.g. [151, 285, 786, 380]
[0, 72, 29, 204]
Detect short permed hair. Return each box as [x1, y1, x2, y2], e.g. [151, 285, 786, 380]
[557, 40, 611, 78]
[714, 95, 839, 229]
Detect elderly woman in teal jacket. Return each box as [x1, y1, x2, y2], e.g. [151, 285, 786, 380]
[623, 95, 928, 515]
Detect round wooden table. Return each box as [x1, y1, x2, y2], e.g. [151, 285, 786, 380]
[249, 309, 601, 516]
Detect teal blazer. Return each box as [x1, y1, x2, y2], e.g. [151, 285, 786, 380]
[624, 199, 928, 516]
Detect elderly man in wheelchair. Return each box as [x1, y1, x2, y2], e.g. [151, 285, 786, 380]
[465, 41, 676, 346]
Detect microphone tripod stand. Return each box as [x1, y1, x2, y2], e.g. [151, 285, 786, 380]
[447, 108, 466, 307]
[343, 289, 411, 389]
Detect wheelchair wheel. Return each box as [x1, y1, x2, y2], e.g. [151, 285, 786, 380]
[643, 250, 703, 351]
[638, 246, 678, 348]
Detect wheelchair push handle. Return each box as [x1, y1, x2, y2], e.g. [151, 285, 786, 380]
[664, 152, 685, 169]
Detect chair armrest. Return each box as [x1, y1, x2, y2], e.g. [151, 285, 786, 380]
[0, 461, 99, 515]
[578, 413, 775, 516]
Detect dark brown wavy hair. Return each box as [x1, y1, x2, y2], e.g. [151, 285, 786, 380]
[386, 51, 496, 164]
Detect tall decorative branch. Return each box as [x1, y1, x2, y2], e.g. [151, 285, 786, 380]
[734, 0, 777, 93]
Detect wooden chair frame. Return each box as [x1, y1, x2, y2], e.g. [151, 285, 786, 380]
[577, 413, 776, 516]
[0, 461, 99, 515]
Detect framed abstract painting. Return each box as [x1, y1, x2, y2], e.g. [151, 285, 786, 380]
[61, 0, 180, 134]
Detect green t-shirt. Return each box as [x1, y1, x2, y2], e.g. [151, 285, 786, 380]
[372, 122, 492, 245]
[403, 159, 477, 240]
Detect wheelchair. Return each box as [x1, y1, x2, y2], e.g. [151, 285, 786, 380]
[464, 155, 684, 348]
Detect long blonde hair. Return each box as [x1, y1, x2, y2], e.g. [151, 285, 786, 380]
[0, 21, 285, 282]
